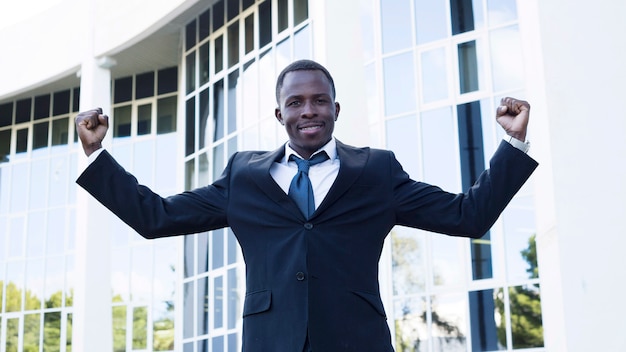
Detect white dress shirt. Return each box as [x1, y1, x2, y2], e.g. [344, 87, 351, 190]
[269, 138, 341, 210]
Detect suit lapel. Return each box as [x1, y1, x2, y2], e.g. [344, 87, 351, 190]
[314, 140, 369, 217]
[248, 145, 306, 220]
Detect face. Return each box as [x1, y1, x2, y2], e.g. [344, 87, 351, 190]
[275, 70, 340, 159]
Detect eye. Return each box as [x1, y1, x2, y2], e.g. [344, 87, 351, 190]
[316, 98, 328, 104]
[287, 100, 301, 107]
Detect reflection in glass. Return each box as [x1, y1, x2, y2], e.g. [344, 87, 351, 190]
[6, 262, 24, 311]
[227, 136, 237, 161]
[487, 0, 517, 25]
[198, 339, 208, 352]
[394, 296, 428, 352]
[33, 121, 49, 149]
[215, 36, 224, 73]
[503, 195, 538, 281]
[213, 143, 225, 180]
[133, 140, 154, 186]
[137, 103, 152, 135]
[16, 128, 28, 153]
[51, 117, 68, 146]
[198, 152, 210, 187]
[490, 26, 524, 92]
[48, 156, 68, 207]
[227, 268, 239, 329]
[25, 259, 44, 310]
[228, 22, 239, 68]
[24, 313, 41, 351]
[112, 305, 127, 352]
[6, 318, 19, 350]
[294, 24, 311, 60]
[380, 0, 412, 54]
[421, 48, 449, 103]
[415, 0, 447, 44]
[431, 235, 464, 288]
[186, 52, 196, 94]
[213, 79, 225, 141]
[383, 52, 416, 116]
[113, 105, 132, 138]
[420, 107, 458, 192]
[199, 88, 210, 150]
[155, 133, 177, 192]
[197, 232, 209, 274]
[431, 294, 467, 351]
[469, 288, 504, 351]
[197, 277, 209, 335]
[259, 0, 272, 47]
[131, 245, 152, 301]
[276, 37, 292, 81]
[228, 70, 239, 134]
[43, 311, 61, 351]
[386, 115, 419, 179]
[0, 129, 10, 162]
[186, 97, 196, 156]
[183, 281, 195, 339]
[245, 14, 254, 54]
[111, 246, 131, 302]
[184, 235, 195, 278]
[45, 256, 64, 308]
[458, 41, 479, 94]
[391, 227, 426, 295]
[29, 159, 48, 210]
[65, 254, 74, 307]
[9, 216, 26, 255]
[214, 276, 224, 329]
[294, 0, 308, 26]
[27, 210, 45, 256]
[133, 306, 148, 349]
[200, 42, 210, 86]
[157, 96, 177, 134]
[185, 159, 195, 191]
[505, 285, 544, 348]
[212, 229, 225, 270]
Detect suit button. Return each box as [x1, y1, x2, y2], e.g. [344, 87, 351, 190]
[304, 222, 313, 230]
[296, 272, 306, 281]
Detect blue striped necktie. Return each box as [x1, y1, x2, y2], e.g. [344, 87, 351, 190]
[288, 152, 329, 218]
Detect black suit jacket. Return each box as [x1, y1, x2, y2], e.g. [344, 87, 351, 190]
[77, 140, 538, 351]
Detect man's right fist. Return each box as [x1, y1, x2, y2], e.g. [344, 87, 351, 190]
[75, 108, 109, 156]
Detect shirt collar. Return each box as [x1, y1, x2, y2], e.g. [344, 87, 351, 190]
[283, 137, 337, 163]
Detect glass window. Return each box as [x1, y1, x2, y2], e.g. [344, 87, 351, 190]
[469, 288, 504, 350]
[228, 22, 240, 68]
[213, 143, 224, 180]
[294, 0, 308, 26]
[131, 246, 152, 301]
[421, 107, 458, 192]
[490, 26, 524, 92]
[186, 19, 197, 51]
[364, 64, 379, 124]
[458, 40, 479, 93]
[72, 87, 81, 112]
[227, 268, 239, 329]
[243, 0, 254, 11]
[5, 318, 20, 349]
[197, 232, 209, 274]
[393, 296, 428, 351]
[503, 195, 538, 281]
[186, 97, 196, 156]
[488, 0, 517, 25]
[227, 0, 238, 21]
[383, 52, 416, 116]
[137, 103, 152, 135]
[278, 0, 289, 33]
[431, 294, 467, 350]
[113, 105, 132, 138]
[158, 67, 178, 95]
[213, 275, 224, 328]
[197, 277, 209, 335]
[136, 71, 155, 99]
[186, 52, 196, 94]
[114, 77, 133, 104]
[47, 209, 66, 255]
[185, 159, 195, 190]
[133, 139, 154, 185]
[53, 90, 70, 116]
[157, 96, 177, 134]
[65, 255, 75, 306]
[508, 285, 544, 348]
[11, 163, 28, 211]
[0, 102, 13, 126]
[16, 127, 28, 153]
[212, 229, 225, 270]
[199, 8, 211, 41]
[213, 336, 224, 351]
[44, 256, 64, 308]
[24, 313, 41, 350]
[0, 129, 10, 162]
[51, 117, 68, 146]
[451, 0, 475, 35]
[48, 155, 68, 206]
[27, 210, 45, 256]
[112, 305, 127, 351]
[213, 0, 225, 32]
[227, 229, 238, 265]
[155, 134, 177, 191]
[215, 35, 224, 74]
[200, 42, 210, 85]
[227, 70, 239, 134]
[43, 312, 62, 350]
[421, 47, 449, 103]
[199, 88, 210, 149]
[33, 121, 49, 149]
[415, 0, 447, 44]
[380, 0, 412, 54]
[213, 79, 225, 141]
[360, 1, 375, 61]
[26, 259, 44, 310]
[390, 227, 426, 295]
[244, 14, 254, 54]
[16, 98, 31, 123]
[259, 0, 272, 48]
[183, 281, 195, 339]
[386, 115, 420, 178]
[34, 94, 50, 120]
[112, 247, 130, 302]
[431, 236, 464, 288]
[133, 306, 148, 349]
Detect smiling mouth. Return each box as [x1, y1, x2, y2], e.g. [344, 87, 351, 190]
[299, 125, 323, 132]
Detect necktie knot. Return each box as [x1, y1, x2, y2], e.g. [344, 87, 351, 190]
[290, 152, 329, 174]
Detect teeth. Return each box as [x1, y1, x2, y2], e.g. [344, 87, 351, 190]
[301, 126, 320, 130]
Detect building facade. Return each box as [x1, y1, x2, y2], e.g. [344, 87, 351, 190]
[1, 0, 625, 351]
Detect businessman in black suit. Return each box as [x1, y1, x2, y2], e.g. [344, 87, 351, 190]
[76, 60, 538, 351]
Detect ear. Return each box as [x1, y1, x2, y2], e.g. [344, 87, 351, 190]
[275, 107, 284, 125]
[334, 102, 341, 121]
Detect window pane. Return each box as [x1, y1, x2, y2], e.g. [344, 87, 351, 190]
[158, 67, 178, 95]
[487, 0, 517, 25]
[186, 97, 196, 156]
[228, 70, 239, 134]
[244, 14, 254, 54]
[0, 102, 13, 126]
[416, 0, 447, 44]
[393, 296, 428, 351]
[114, 77, 133, 103]
[215, 35, 224, 74]
[213, 79, 225, 141]
[213, 143, 224, 180]
[33, 121, 49, 149]
[381, 0, 412, 53]
[503, 196, 538, 281]
[44, 256, 64, 308]
[27, 210, 45, 256]
[469, 288, 504, 350]
[431, 294, 467, 350]
[25, 259, 44, 310]
[112, 305, 127, 352]
[16, 98, 31, 123]
[0, 129, 10, 162]
[421, 107, 458, 191]
[451, 0, 475, 35]
[431, 236, 464, 287]
[185, 159, 195, 190]
[390, 227, 426, 295]
[509, 285, 544, 348]
[199, 8, 211, 40]
[197, 277, 209, 335]
[214, 276, 224, 328]
[53, 90, 70, 116]
[186, 52, 196, 94]
[137, 103, 152, 135]
[51, 118, 69, 146]
[386, 115, 420, 178]
[228, 22, 239, 68]
[24, 313, 41, 351]
[259, 0, 272, 47]
[197, 232, 208, 274]
[133, 306, 148, 349]
[227, 268, 239, 329]
[199, 88, 210, 149]
[6, 260, 24, 311]
[213, 0, 225, 32]
[383, 52, 416, 116]
[277, 0, 288, 33]
[183, 281, 195, 339]
[490, 26, 524, 92]
[16, 127, 28, 153]
[157, 96, 177, 134]
[136, 71, 155, 99]
[186, 19, 196, 51]
[212, 229, 225, 270]
[227, 0, 238, 22]
[113, 105, 132, 138]
[458, 41, 479, 93]
[43, 312, 62, 351]
[421, 47, 449, 103]
[131, 246, 152, 301]
[112, 247, 130, 302]
[200, 42, 210, 85]
[294, 0, 308, 26]
[6, 318, 20, 350]
[34, 94, 50, 120]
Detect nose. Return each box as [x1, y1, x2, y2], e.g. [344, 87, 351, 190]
[300, 101, 316, 118]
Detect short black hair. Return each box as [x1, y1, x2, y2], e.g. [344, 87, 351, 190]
[275, 59, 336, 103]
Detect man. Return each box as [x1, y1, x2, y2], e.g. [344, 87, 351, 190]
[76, 60, 538, 351]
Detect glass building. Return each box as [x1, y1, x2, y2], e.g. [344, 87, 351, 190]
[2, 0, 625, 351]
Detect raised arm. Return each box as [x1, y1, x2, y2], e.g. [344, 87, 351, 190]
[75, 108, 109, 156]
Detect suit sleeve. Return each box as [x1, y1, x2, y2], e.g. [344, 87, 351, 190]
[392, 140, 538, 238]
[76, 150, 231, 239]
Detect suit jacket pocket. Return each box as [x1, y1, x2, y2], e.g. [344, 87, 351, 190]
[243, 289, 271, 317]
[351, 290, 387, 319]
